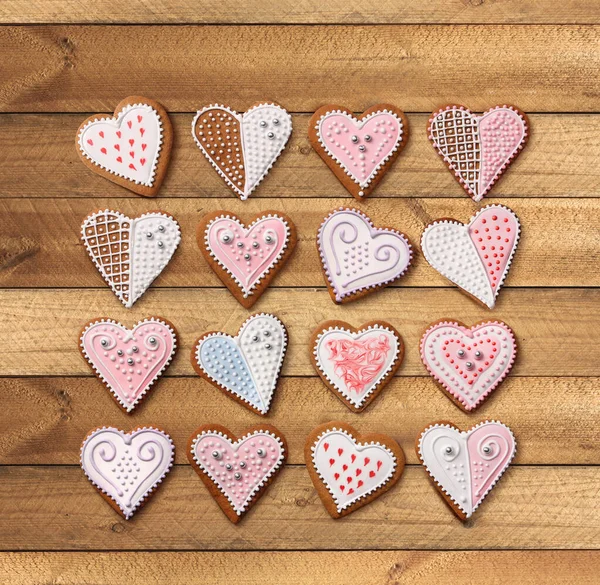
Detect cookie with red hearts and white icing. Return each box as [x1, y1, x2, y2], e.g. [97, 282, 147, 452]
[81, 426, 174, 519]
[192, 102, 292, 200]
[198, 210, 296, 308]
[77, 96, 172, 197]
[310, 320, 404, 412]
[317, 207, 413, 304]
[417, 420, 516, 521]
[428, 104, 528, 202]
[421, 205, 520, 309]
[188, 424, 287, 523]
[309, 104, 409, 200]
[82, 209, 181, 309]
[191, 313, 288, 415]
[420, 320, 517, 412]
[80, 317, 177, 413]
[305, 421, 404, 519]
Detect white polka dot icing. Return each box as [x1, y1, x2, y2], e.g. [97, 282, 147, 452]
[81, 426, 174, 519]
[420, 205, 520, 309]
[81, 210, 181, 309]
[193, 314, 287, 415]
[418, 421, 516, 519]
[429, 105, 528, 202]
[192, 103, 292, 200]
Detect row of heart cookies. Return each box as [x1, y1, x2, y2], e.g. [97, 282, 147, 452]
[81, 420, 516, 523]
[76, 96, 529, 201]
[80, 314, 516, 415]
[82, 204, 520, 310]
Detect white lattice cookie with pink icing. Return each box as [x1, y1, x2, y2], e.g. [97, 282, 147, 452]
[420, 320, 517, 412]
[82, 209, 181, 308]
[77, 96, 172, 197]
[310, 320, 404, 412]
[417, 420, 516, 521]
[429, 104, 529, 202]
[317, 207, 413, 304]
[198, 210, 296, 308]
[80, 317, 177, 413]
[81, 426, 174, 519]
[188, 424, 287, 523]
[306, 422, 405, 519]
[309, 104, 409, 200]
[421, 205, 520, 309]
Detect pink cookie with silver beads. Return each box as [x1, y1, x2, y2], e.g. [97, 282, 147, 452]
[188, 424, 287, 523]
[428, 104, 529, 202]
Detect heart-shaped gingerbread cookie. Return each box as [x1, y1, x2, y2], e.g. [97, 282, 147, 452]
[311, 320, 404, 412]
[188, 424, 287, 523]
[80, 317, 177, 413]
[420, 320, 517, 411]
[421, 205, 520, 309]
[429, 105, 528, 202]
[199, 210, 296, 308]
[417, 420, 516, 520]
[77, 96, 172, 197]
[192, 103, 292, 200]
[305, 421, 404, 518]
[309, 104, 409, 200]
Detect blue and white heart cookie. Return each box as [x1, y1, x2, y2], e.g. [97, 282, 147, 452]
[191, 314, 288, 415]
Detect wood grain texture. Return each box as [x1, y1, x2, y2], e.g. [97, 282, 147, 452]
[1, 198, 598, 288]
[1, 465, 599, 550]
[2, 114, 599, 199]
[1, 377, 597, 466]
[0, 26, 598, 112]
[3, 551, 600, 584]
[3, 0, 600, 24]
[0, 288, 598, 377]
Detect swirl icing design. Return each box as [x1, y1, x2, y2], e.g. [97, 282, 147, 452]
[318, 208, 412, 302]
[194, 314, 287, 414]
[81, 427, 174, 519]
[191, 430, 285, 515]
[81, 210, 181, 308]
[311, 429, 397, 513]
[315, 326, 400, 408]
[205, 215, 290, 298]
[81, 318, 176, 412]
[421, 205, 519, 309]
[429, 105, 527, 201]
[418, 422, 516, 518]
[192, 103, 292, 200]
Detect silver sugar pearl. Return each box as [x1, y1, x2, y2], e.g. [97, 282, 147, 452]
[158, 225, 166, 232]
[265, 235, 273, 244]
[212, 450, 221, 459]
[475, 350, 482, 359]
[445, 446, 453, 454]
[272, 118, 280, 125]
[234, 472, 242, 480]
[225, 463, 232, 470]
[252, 335, 259, 342]
[237, 241, 244, 248]
[351, 135, 358, 143]
[358, 145, 366, 152]
[264, 343, 272, 350]
[457, 349, 465, 358]
[364, 134, 372, 142]
[239, 461, 247, 469]
[263, 330, 270, 337]
[148, 337, 157, 345]
[244, 253, 250, 260]
[257, 448, 266, 458]
[127, 358, 134, 365]
[117, 349, 123, 356]
[267, 131, 275, 139]
[252, 241, 259, 248]
[157, 241, 164, 248]
[483, 446, 491, 454]
[146, 232, 153, 239]
[466, 361, 474, 370]
[260, 120, 267, 127]
[222, 234, 231, 243]
[101, 339, 108, 347]
[132, 346, 138, 353]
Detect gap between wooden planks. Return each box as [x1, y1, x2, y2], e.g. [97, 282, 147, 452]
[1, 376, 597, 465]
[0, 26, 598, 112]
[0, 114, 598, 198]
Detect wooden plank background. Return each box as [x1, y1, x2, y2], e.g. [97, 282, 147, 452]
[0, 1, 598, 583]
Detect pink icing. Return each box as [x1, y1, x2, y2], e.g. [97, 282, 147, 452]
[326, 334, 391, 394]
[469, 207, 519, 292]
[319, 112, 402, 186]
[81, 320, 175, 411]
[467, 423, 515, 507]
[206, 216, 288, 295]
[193, 432, 284, 513]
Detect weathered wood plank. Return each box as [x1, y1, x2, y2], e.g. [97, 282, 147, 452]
[0, 26, 598, 112]
[1, 466, 599, 550]
[1, 376, 597, 466]
[2, 0, 600, 25]
[0, 198, 597, 288]
[0, 288, 597, 377]
[3, 551, 600, 584]
[1, 114, 598, 199]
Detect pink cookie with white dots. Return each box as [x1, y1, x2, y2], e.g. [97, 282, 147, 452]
[428, 104, 528, 202]
[420, 320, 517, 412]
[188, 425, 287, 523]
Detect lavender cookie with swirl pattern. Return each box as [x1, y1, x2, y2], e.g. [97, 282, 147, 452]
[317, 208, 413, 304]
